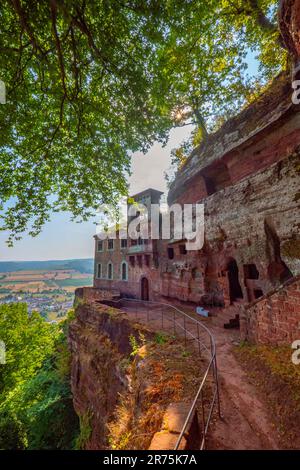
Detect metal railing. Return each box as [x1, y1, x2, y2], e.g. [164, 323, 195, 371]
[101, 297, 221, 450]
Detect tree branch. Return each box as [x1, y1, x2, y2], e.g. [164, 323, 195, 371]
[248, 0, 277, 32]
[10, 0, 43, 54]
[50, 0, 68, 98]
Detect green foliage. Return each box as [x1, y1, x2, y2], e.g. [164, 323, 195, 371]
[17, 360, 79, 449]
[0, 410, 27, 450]
[75, 411, 93, 450]
[154, 332, 168, 345]
[129, 335, 139, 357]
[0, 303, 79, 449]
[0, 0, 287, 241]
[0, 303, 58, 392]
[182, 350, 191, 358]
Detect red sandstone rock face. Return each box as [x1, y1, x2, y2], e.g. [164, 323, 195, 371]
[68, 303, 140, 449]
[168, 74, 292, 203]
[161, 79, 300, 308]
[279, 0, 300, 59]
[242, 274, 300, 344]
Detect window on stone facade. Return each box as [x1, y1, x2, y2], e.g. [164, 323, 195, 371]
[179, 244, 187, 255]
[107, 262, 113, 280]
[120, 238, 127, 249]
[191, 268, 197, 279]
[97, 240, 103, 252]
[129, 256, 135, 267]
[121, 261, 128, 281]
[145, 255, 150, 267]
[108, 239, 114, 250]
[167, 247, 174, 260]
[137, 255, 143, 268]
[254, 289, 263, 299]
[243, 264, 259, 280]
[202, 161, 231, 196]
[96, 263, 102, 279]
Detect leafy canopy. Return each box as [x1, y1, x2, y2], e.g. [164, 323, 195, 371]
[0, 303, 79, 449]
[0, 0, 286, 241]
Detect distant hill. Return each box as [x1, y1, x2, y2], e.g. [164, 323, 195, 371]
[0, 258, 94, 274]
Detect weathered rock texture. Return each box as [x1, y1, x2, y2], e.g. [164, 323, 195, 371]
[279, 0, 300, 60]
[69, 294, 202, 449]
[241, 274, 300, 345]
[68, 301, 139, 449]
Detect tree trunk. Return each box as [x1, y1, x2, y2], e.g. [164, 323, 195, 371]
[279, 0, 300, 59]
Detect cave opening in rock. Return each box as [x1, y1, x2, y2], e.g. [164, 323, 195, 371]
[227, 259, 243, 303]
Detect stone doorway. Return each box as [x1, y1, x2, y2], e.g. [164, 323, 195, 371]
[227, 259, 243, 304]
[141, 277, 149, 301]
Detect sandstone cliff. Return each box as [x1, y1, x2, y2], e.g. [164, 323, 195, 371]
[68, 296, 205, 449]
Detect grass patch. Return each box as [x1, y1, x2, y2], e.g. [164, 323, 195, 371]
[154, 332, 168, 345]
[108, 334, 209, 450]
[234, 342, 300, 448]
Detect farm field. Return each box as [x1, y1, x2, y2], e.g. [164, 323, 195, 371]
[0, 268, 93, 321]
[0, 269, 92, 293]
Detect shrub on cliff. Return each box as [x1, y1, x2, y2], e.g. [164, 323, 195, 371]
[0, 303, 79, 449]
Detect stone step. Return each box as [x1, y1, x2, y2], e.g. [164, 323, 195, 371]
[224, 314, 240, 329]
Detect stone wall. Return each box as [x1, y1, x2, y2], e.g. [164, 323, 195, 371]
[159, 150, 300, 306]
[241, 275, 300, 345]
[75, 286, 120, 303]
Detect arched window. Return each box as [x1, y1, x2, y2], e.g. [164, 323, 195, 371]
[121, 261, 128, 281]
[96, 263, 102, 279]
[107, 262, 113, 280]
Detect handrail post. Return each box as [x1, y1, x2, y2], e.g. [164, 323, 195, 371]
[210, 335, 221, 418]
[214, 354, 221, 418]
[173, 309, 176, 335]
[197, 323, 201, 356]
[201, 389, 206, 449]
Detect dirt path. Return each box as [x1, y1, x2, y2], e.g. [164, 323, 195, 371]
[123, 303, 280, 450]
[206, 322, 279, 449]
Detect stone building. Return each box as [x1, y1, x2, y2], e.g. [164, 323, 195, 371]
[93, 188, 163, 300]
[93, 72, 300, 345]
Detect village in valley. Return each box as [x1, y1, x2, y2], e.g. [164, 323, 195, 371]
[0, 265, 93, 321]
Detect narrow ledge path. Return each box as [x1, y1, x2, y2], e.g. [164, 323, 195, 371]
[206, 322, 279, 450]
[122, 302, 280, 450]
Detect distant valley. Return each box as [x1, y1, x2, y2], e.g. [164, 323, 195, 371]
[0, 258, 94, 322]
[0, 258, 94, 273]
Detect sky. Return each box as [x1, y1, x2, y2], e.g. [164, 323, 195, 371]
[0, 53, 260, 262]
